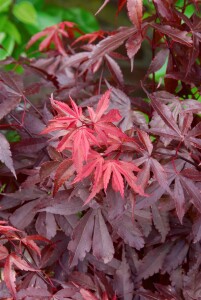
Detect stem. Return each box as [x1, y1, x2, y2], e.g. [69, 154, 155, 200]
[153, 150, 199, 169]
[10, 113, 33, 137]
[151, 29, 156, 92]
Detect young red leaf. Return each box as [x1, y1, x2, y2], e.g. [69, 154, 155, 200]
[0, 244, 9, 260]
[103, 160, 141, 197]
[80, 288, 99, 300]
[73, 30, 107, 45]
[0, 221, 21, 234]
[26, 22, 81, 55]
[4, 254, 37, 297]
[21, 235, 50, 257]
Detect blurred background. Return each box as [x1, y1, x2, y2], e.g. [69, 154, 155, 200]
[0, 0, 154, 66]
[0, 0, 130, 60]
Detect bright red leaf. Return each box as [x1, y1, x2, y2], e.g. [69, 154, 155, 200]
[26, 21, 82, 55]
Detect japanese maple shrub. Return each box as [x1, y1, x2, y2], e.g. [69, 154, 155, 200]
[0, 0, 201, 299]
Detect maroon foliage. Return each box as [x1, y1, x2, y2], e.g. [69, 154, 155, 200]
[0, 0, 201, 299]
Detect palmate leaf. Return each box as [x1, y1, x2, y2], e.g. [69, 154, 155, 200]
[74, 153, 143, 204]
[146, 91, 181, 136]
[68, 208, 116, 268]
[26, 21, 82, 55]
[82, 27, 138, 73]
[4, 253, 37, 297]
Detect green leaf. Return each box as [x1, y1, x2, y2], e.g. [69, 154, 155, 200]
[0, 16, 7, 31]
[37, 12, 61, 30]
[4, 20, 21, 44]
[62, 8, 99, 33]
[0, 0, 12, 13]
[0, 183, 6, 193]
[184, 4, 195, 18]
[0, 35, 15, 60]
[13, 1, 37, 25]
[5, 130, 21, 143]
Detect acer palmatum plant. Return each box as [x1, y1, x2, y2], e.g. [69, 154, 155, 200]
[0, 0, 201, 299]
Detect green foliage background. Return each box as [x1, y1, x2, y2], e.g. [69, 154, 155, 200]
[0, 0, 100, 60]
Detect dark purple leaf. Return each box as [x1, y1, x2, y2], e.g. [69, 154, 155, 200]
[9, 199, 41, 229]
[136, 244, 171, 281]
[0, 86, 21, 120]
[147, 49, 169, 75]
[39, 194, 85, 215]
[106, 187, 125, 220]
[192, 216, 201, 243]
[180, 176, 201, 213]
[172, 176, 185, 223]
[84, 27, 137, 71]
[24, 83, 41, 95]
[17, 287, 51, 299]
[163, 240, 189, 273]
[39, 160, 60, 181]
[152, 204, 170, 242]
[151, 24, 193, 46]
[134, 208, 152, 237]
[35, 212, 57, 239]
[0, 133, 16, 178]
[112, 213, 144, 250]
[68, 209, 95, 267]
[125, 31, 142, 69]
[113, 248, 134, 300]
[105, 54, 124, 85]
[93, 209, 114, 263]
[147, 92, 181, 136]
